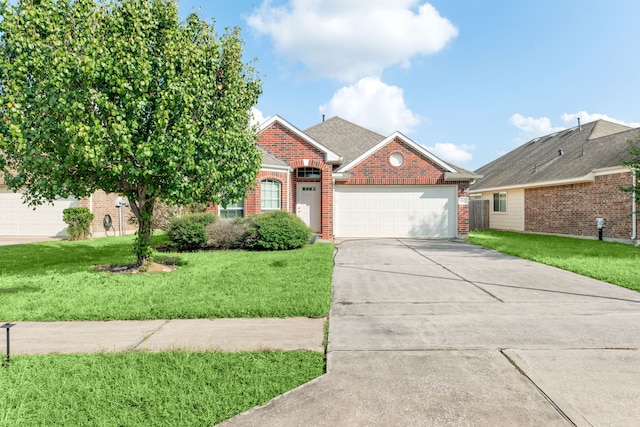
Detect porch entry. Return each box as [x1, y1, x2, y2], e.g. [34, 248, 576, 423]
[296, 182, 321, 233]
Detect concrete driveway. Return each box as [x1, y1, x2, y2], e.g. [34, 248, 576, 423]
[0, 236, 63, 246]
[222, 238, 640, 426]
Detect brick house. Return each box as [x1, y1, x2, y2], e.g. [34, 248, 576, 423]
[2, 115, 480, 240]
[219, 115, 481, 239]
[0, 171, 136, 237]
[470, 120, 640, 242]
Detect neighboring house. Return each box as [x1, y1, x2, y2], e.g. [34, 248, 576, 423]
[0, 172, 136, 238]
[470, 120, 640, 242]
[223, 115, 481, 239]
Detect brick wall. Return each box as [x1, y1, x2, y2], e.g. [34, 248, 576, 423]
[257, 122, 333, 238]
[343, 138, 446, 185]
[80, 190, 137, 237]
[525, 172, 637, 240]
[244, 170, 291, 216]
[456, 182, 470, 236]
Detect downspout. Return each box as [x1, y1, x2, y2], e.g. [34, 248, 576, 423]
[332, 177, 335, 239]
[287, 168, 291, 212]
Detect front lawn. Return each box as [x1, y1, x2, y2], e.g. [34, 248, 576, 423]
[0, 351, 324, 427]
[0, 235, 334, 321]
[467, 230, 640, 292]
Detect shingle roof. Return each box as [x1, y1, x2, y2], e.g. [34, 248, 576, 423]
[304, 117, 386, 166]
[258, 146, 289, 169]
[304, 116, 479, 179]
[471, 120, 640, 191]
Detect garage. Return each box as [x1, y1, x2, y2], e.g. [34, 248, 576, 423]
[0, 186, 78, 236]
[334, 185, 457, 238]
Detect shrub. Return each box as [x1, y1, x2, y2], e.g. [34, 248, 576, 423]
[167, 213, 217, 251]
[248, 210, 313, 250]
[63, 207, 94, 241]
[205, 218, 255, 250]
[188, 212, 218, 227]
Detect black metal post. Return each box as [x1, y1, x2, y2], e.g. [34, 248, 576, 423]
[1, 323, 16, 367]
[598, 228, 603, 241]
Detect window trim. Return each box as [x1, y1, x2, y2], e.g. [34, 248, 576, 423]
[261, 179, 282, 211]
[219, 201, 244, 218]
[296, 167, 322, 179]
[493, 192, 507, 213]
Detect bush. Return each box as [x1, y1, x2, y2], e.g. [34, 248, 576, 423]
[188, 212, 218, 227]
[248, 210, 312, 250]
[205, 218, 255, 250]
[63, 207, 94, 241]
[167, 213, 217, 251]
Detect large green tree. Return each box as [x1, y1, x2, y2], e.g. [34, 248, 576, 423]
[0, 0, 262, 265]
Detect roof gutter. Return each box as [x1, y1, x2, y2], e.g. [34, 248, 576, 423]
[470, 173, 595, 193]
[332, 172, 350, 182]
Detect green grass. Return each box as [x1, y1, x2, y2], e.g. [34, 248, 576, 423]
[0, 350, 325, 427]
[467, 230, 640, 292]
[0, 235, 334, 321]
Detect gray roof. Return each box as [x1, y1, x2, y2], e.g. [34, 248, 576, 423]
[258, 146, 289, 169]
[471, 120, 640, 191]
[304, 116, 478, 179]
[304, 117, 386, 167]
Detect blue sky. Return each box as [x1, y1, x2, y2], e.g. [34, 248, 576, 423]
[177, 0, 640, 171]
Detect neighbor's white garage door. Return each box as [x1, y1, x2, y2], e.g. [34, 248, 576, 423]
[334, 185, 457, 238]
[0, 186, 79, 236]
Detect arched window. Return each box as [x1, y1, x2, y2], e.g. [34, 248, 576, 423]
[261, 179, 281, 211]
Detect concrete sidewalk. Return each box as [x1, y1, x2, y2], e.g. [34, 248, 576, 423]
[5, 318, 326, 354]
[221, 238, 640, 427]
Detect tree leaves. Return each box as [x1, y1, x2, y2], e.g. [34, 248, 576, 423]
[0, 0, 263, 264]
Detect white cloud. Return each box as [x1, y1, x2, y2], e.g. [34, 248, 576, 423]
[561, 111, 640, 128]
[425, 142, 474, 164]
[509, 111, 640, 144]
[250, 107, 269, 126]
[319, 77, 421, 134]
[247, 0, 458, 81]
[509, 114, 564, 136]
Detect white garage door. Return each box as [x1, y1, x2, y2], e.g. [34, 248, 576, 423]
[334, 185, 456, 238]
[0, 186, 79, 236]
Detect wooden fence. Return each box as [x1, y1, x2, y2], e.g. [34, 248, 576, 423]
[469, 200, 490, 231]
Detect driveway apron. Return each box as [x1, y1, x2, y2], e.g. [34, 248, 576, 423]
[221, 239, 640, 426]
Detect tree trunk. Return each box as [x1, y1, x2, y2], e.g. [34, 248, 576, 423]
[130, 195, 156, 267]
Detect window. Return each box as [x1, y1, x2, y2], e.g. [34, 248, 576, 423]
[261, 179, 281, 211]
[493, 192, 507, 212]
[469, 194, 482, 201]
[296, 168, 321, 179]
[220, 201, 244, 218]
[389, 153, 404, 167]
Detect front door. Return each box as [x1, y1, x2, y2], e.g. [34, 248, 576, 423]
[296, 182, 321, 233]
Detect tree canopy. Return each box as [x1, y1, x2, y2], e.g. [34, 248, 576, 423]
[0, 0, 263, 264]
